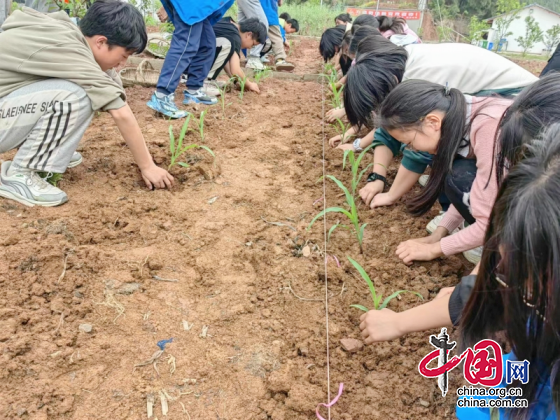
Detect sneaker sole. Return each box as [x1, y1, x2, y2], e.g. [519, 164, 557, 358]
[426, 220, 438, 234]
[183, 98, 218, 106]
[276, 63, 295, 72]
[67, 155, 83, 169]
[0, 188, 68, 207]
[147, 101, 189, 119]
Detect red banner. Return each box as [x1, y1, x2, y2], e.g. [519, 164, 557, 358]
[346, 8, 421, 20]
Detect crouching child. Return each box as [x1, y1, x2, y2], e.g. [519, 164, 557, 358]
[0, 0, 173, 207]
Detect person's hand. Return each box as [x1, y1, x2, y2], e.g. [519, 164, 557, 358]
[157, 6, 168, 23]
[278, 0, 283, 6]
[141, 165, 174, 190]
[284, 41, 290, 50]
[370, 192, 397, 209]
[336, 143, 355, 151]
[246, 81, 260, 94]
[360, 309, 403, 344]
[396, 239, 443, 265]
[359, 180, 384, 206]
[329, 134, 342, 148]
[326, 107, 346, 123]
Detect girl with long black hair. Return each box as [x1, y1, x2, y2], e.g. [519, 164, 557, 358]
[360, 124, 560, 419]
[374, 80, 512, 265]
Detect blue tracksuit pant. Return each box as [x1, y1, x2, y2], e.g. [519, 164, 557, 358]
[157, 0, 216, 95]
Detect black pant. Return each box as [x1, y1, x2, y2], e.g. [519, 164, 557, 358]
[443, 157, 477, 225]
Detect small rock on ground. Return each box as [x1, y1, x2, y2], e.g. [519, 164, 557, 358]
[340, 338, 364, 353]
[79, 324, 93, 333]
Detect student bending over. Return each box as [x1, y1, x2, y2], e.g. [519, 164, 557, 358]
[205, 17, 266, 95]
[0, 0, 173, 207]
[361, 123, 560, 420]
[375, 80, 511, 265]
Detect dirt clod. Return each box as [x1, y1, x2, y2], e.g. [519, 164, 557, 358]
[340, 338, 364, 353]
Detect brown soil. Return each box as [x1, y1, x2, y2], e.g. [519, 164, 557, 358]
[2, 39, 534, 420]
[506, 57, 547, 76]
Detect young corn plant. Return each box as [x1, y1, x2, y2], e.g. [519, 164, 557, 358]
[347, 257, 423, 312]
[333, 117, 352, 146]
[218, 78, 235, 119]
[330, 82, 344, 109]
[198, 110, 207, 142]
[168, 115, 215, 170]
[237, 76, 247, 101]
[38, 172, 63, 187]
[342, 144, 375, 197]
[308, 175, 367, 254]
[253, 68, 272, 84]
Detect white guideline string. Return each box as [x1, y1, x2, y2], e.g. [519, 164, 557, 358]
[321, 62, 332, 420]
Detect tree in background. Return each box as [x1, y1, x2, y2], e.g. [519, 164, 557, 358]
[467, 15, 489, 43]
[543, 24, 560, 57]
[492, 0, 523, 51]
[516, 15, 543, 56]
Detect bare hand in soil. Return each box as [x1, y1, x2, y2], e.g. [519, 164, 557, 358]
[370, 192, 397, 209]
[157, 6, 168, 22]
[247, 81, 260, 94]
[396, 238, 443, 265]
[329, 134, 342, 148]
[326, 107, 346, 123]
[141, 165, 174, 190]
[359, 180, 384, 207]
[336, 143, 354, 151]
[359, 309, 403, 344]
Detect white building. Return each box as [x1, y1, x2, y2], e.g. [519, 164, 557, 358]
[487, 3, 560, 54]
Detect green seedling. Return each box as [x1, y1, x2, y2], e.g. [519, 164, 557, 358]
[198, 110, 207, 142]
[348, 257, 423, 311]
[308, 175, 367, 254]
[237, 76, 247, 101]
[342, 144, 375, 197]
[330, 82, 344, 109]
[333, 117, 352, 145]
[253, 68, 272, 84]
[168, 115, 215, 170]
[38, 172, 63, 187]
[218, 78, 235, 119]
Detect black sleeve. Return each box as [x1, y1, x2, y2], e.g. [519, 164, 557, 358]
[448, 275, 477, 326]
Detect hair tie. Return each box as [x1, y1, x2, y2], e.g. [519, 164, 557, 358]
[445, 82, 450, 96]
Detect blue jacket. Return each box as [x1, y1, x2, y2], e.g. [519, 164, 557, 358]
[165, 0, 234, 25]
[261, 0, 279, 26]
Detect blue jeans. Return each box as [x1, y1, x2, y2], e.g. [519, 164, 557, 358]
[157, 0, 216, 95]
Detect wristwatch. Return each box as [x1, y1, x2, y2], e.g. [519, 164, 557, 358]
[352, 138, 363, 152]
[367, 172, 388, 189]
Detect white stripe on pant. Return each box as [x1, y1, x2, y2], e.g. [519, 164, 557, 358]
[0, 79, 94, 173]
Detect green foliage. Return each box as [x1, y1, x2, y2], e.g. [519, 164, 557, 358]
[38, 172, 63, 187]
[493, 0, 523, 49]
[544, 25, 560, 57]
[516, 16, 543, 57]
[11, 1, 22, 12]
[236, 76, 247, 101]
[53, 0, 88, 18]
[253, 68, 272, 84]
[218, 78, 235, 119]
[347, 257, 423, 312]
[329, 82, 343, 109]
[333, 118, 350, 146]
[467, 16, 489, 43]
[224, 2, 238, 19]
[307, 175, 367, 254]
[168, 115, 215, 170]
[198, 110, 207, 142]
[342, 144, 375, 197]
[278, 3, 342, 37]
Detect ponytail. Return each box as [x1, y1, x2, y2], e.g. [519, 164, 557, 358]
[376, 16, 406, 34]
[378, 80, 468, 216]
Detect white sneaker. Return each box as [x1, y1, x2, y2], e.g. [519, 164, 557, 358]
[202, 81, 220, 97]
[246, 56, 265, 70]
[67, 151, 83, 168]
[261, 54, 271, 63]
[0, 161, 68, 207]
[426, 211, 446, 234]
[418, 174, 429, 187]
[463, 246, 482, 264]
[275, 59, 295, 72]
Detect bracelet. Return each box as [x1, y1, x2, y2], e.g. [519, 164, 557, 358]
[352, 138, 363, 152]
[367, 172, 388, 188]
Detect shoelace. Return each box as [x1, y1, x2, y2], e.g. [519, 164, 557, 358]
[25, 171, 51, 190]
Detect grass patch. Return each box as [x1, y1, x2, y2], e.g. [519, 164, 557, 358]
[279, 4, 342, 37]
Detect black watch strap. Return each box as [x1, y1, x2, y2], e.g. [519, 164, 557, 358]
[367, 172, 388, 188]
